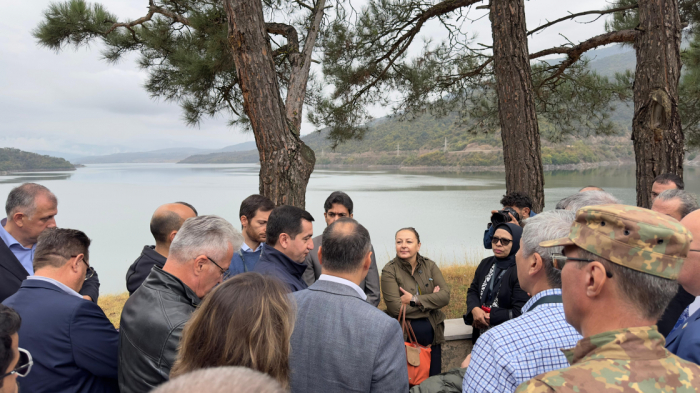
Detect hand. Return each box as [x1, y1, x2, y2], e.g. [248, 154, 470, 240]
[471, 307, 489, 329]
[399, 287, 413, 305]
[508, 213, 520, 226]
[433, 285, 440, 293]
[82, 295, 93, 301]
[484, 313, 490, 324]
[461, 354, 472, 369]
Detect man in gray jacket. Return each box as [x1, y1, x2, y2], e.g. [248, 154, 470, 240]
[290, 218, 408, 393]
[303, 191, 381, 306]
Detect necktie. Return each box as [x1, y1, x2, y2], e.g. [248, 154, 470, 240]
[670, 306, 690, 335]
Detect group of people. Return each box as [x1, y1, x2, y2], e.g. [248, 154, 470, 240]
[1, 173, 700, 393]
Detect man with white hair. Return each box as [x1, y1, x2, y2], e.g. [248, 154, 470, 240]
[462, 211, 582, 393]
[118, 216, 243, 393]
[554, 191, 619, 212]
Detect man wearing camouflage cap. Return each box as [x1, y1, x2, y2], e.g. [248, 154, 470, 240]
[516, 204, 700, 393]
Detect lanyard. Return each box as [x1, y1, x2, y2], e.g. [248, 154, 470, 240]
[528, 294, 563, 311]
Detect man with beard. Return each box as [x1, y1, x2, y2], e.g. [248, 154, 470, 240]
[228, 195, 275, 276]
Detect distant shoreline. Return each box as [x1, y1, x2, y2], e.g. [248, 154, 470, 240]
[0, 167, 77, 175]
[315, 159, 637, 173]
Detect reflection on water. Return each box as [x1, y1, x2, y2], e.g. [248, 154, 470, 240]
[0, 163, 693, 294]
[0, 172, 74, 183]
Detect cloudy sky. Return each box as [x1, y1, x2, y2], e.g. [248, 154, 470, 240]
[0, 0, 614, 156]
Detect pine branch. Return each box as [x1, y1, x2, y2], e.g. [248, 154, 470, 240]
[104, 1, 190, 35]
[527, 4, 639, 36]
[266, 23, 300, 53]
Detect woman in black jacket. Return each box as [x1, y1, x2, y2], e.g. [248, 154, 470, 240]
[464, 222, 529, 343]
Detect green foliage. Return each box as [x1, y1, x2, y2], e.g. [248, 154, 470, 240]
[0, 149, 75, 171]
[681, 30, 700, 148]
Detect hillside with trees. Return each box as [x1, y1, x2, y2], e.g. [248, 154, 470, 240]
[0, 148, 75, 172]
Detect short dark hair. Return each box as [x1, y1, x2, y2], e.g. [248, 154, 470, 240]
[323, 192, 354, 214]
[240, 195, 275, 223]
[5, 183, 56, 217]
[175, 201, 198, 216]
[265, 206, 314, 246]
[0, 304, 21, 388]
[151, 212, 186, 245]
[654, 173, 684, 190]
[33, 228, 91, 271]
[395, 227, 420, 243]
[500, 192, 533, 210]
[321, 219, 371, 273]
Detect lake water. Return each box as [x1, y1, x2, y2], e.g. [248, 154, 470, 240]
[1, 163, 697, 294]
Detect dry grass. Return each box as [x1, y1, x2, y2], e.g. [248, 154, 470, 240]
[98, 263, 480, 327]
[98, 292, 129, 328]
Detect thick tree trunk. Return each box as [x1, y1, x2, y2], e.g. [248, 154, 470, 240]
[224, 0, 315, 208]
[490, 0, 545, 212]
[633, 0, 684, 208]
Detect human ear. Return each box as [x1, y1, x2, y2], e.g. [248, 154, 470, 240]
[12, 212, 24, 227]
[363, 252, 372, 271]
[240, 216, 249, 228]
[318, 246, 323, 265]
[531, 253, 544, 276]
[585, 262, 607, 297]
[193, 255, 207, 276]
[168, 231, 178, 243]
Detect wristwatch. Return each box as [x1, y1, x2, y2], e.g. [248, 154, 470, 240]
[410, 295, 417, 307]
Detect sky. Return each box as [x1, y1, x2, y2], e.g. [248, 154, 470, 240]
[0, 0, 616, 156]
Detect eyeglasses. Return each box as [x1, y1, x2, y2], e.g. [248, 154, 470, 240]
[491, 236, 512, 246]
[72, 255, 94, 281]
[0, 348, 32, 379]
[206, 256, 231, 280]
[551, 253, 613, 278]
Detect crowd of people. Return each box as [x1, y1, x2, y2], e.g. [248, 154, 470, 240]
[1, 173, 700, 392]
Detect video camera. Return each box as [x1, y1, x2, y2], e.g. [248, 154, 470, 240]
[490, 207, 520, 227]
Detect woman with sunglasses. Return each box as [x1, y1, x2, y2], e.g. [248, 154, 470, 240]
[464, 222, 529, 343]
[0, 305, 32, 393]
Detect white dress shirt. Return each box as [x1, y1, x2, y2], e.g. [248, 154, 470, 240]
[318, 274, 367, 300]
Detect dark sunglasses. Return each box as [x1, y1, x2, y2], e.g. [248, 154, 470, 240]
[0, 348, 32, 379]
[551, 253, 613, 278]
[206, 256, 231, 280]
[491, 236, 512, 246]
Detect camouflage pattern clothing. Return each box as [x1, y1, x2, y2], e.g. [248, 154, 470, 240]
[540, 204, 692, 280]
[515, 326, 700, 393]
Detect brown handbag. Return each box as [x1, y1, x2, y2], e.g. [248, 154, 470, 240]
[399, 304, 431, 387]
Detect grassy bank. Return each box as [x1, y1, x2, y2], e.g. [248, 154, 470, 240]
[98, 263, 479, 328]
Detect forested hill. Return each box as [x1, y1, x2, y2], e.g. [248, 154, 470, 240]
[0, 148, 75, 172]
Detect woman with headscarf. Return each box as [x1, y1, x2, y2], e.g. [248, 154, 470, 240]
[464, 222, 530, 343]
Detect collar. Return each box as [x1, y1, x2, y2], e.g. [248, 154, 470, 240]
[522, 288, 562, 313]
[241, 241, 263, 253]
[0, 218, 32, 251]
[145, 266, 201, 307]
[26, 276, 83, 298]
[563, 326, 667, 365]
[142, 245, 167, 264]
[395, 254, 425, 273]
[261, 244, 307, 278]
[318, 274, 367, 300]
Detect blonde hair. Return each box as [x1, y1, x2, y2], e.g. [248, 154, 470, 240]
[171, 273, 295, 388]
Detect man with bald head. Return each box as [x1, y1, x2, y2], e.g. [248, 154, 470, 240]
[125, 202, 198, 295]
[666, 209, 700, 362]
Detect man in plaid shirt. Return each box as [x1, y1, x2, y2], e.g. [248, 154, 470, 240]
[462, 210, 581, 393]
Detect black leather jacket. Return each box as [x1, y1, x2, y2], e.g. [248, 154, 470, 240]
[118, 266, 201, 393]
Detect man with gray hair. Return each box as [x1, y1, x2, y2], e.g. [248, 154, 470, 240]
[0, 183, 99, 303]
[516, 205, 700, 392]
[554, 190, 619, 212]
[290, 218, 408, 393]
[461, 211, 582, 393]
[152, 367, 285, 393]
[652, 189, 699, 337]
[118, 215, 243, 393]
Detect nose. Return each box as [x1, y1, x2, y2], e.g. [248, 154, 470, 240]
[47, 218, 57, 228]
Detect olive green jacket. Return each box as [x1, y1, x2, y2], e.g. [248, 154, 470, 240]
[381, 254, 450, 345]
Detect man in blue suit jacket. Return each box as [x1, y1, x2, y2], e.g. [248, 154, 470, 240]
[2, 228, 118, 393]
[666, 209, 700, 363]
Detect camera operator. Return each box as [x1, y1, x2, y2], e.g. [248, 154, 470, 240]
[483, 192, 535, 249]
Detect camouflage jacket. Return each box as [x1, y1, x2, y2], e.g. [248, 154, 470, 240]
[515, 326, 700, 392]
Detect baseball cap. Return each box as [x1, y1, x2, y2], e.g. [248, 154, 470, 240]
[540, 204, 692, 279]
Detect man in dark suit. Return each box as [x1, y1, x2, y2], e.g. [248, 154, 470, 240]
[290, 218, 408, 393]
[666, 209, 700, 361]
[125, 202, 198, 294]
[303, 191, 381, 306]
[2, 228, 119, 393]
[0, 183, 99, 303]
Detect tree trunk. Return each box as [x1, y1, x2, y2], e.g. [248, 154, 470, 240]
[490, 0, 545, 212]
[633, 0, 684, 208]
[224, 0, 315, 208]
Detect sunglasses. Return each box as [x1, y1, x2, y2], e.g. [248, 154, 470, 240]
[207, 256, 231, 280]
[491, 236, 512, 246]
[551, 253, 613, 278]
[0, 348, 32, 379]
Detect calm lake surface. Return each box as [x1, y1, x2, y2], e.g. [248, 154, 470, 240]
[2, 163, 697, 294]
